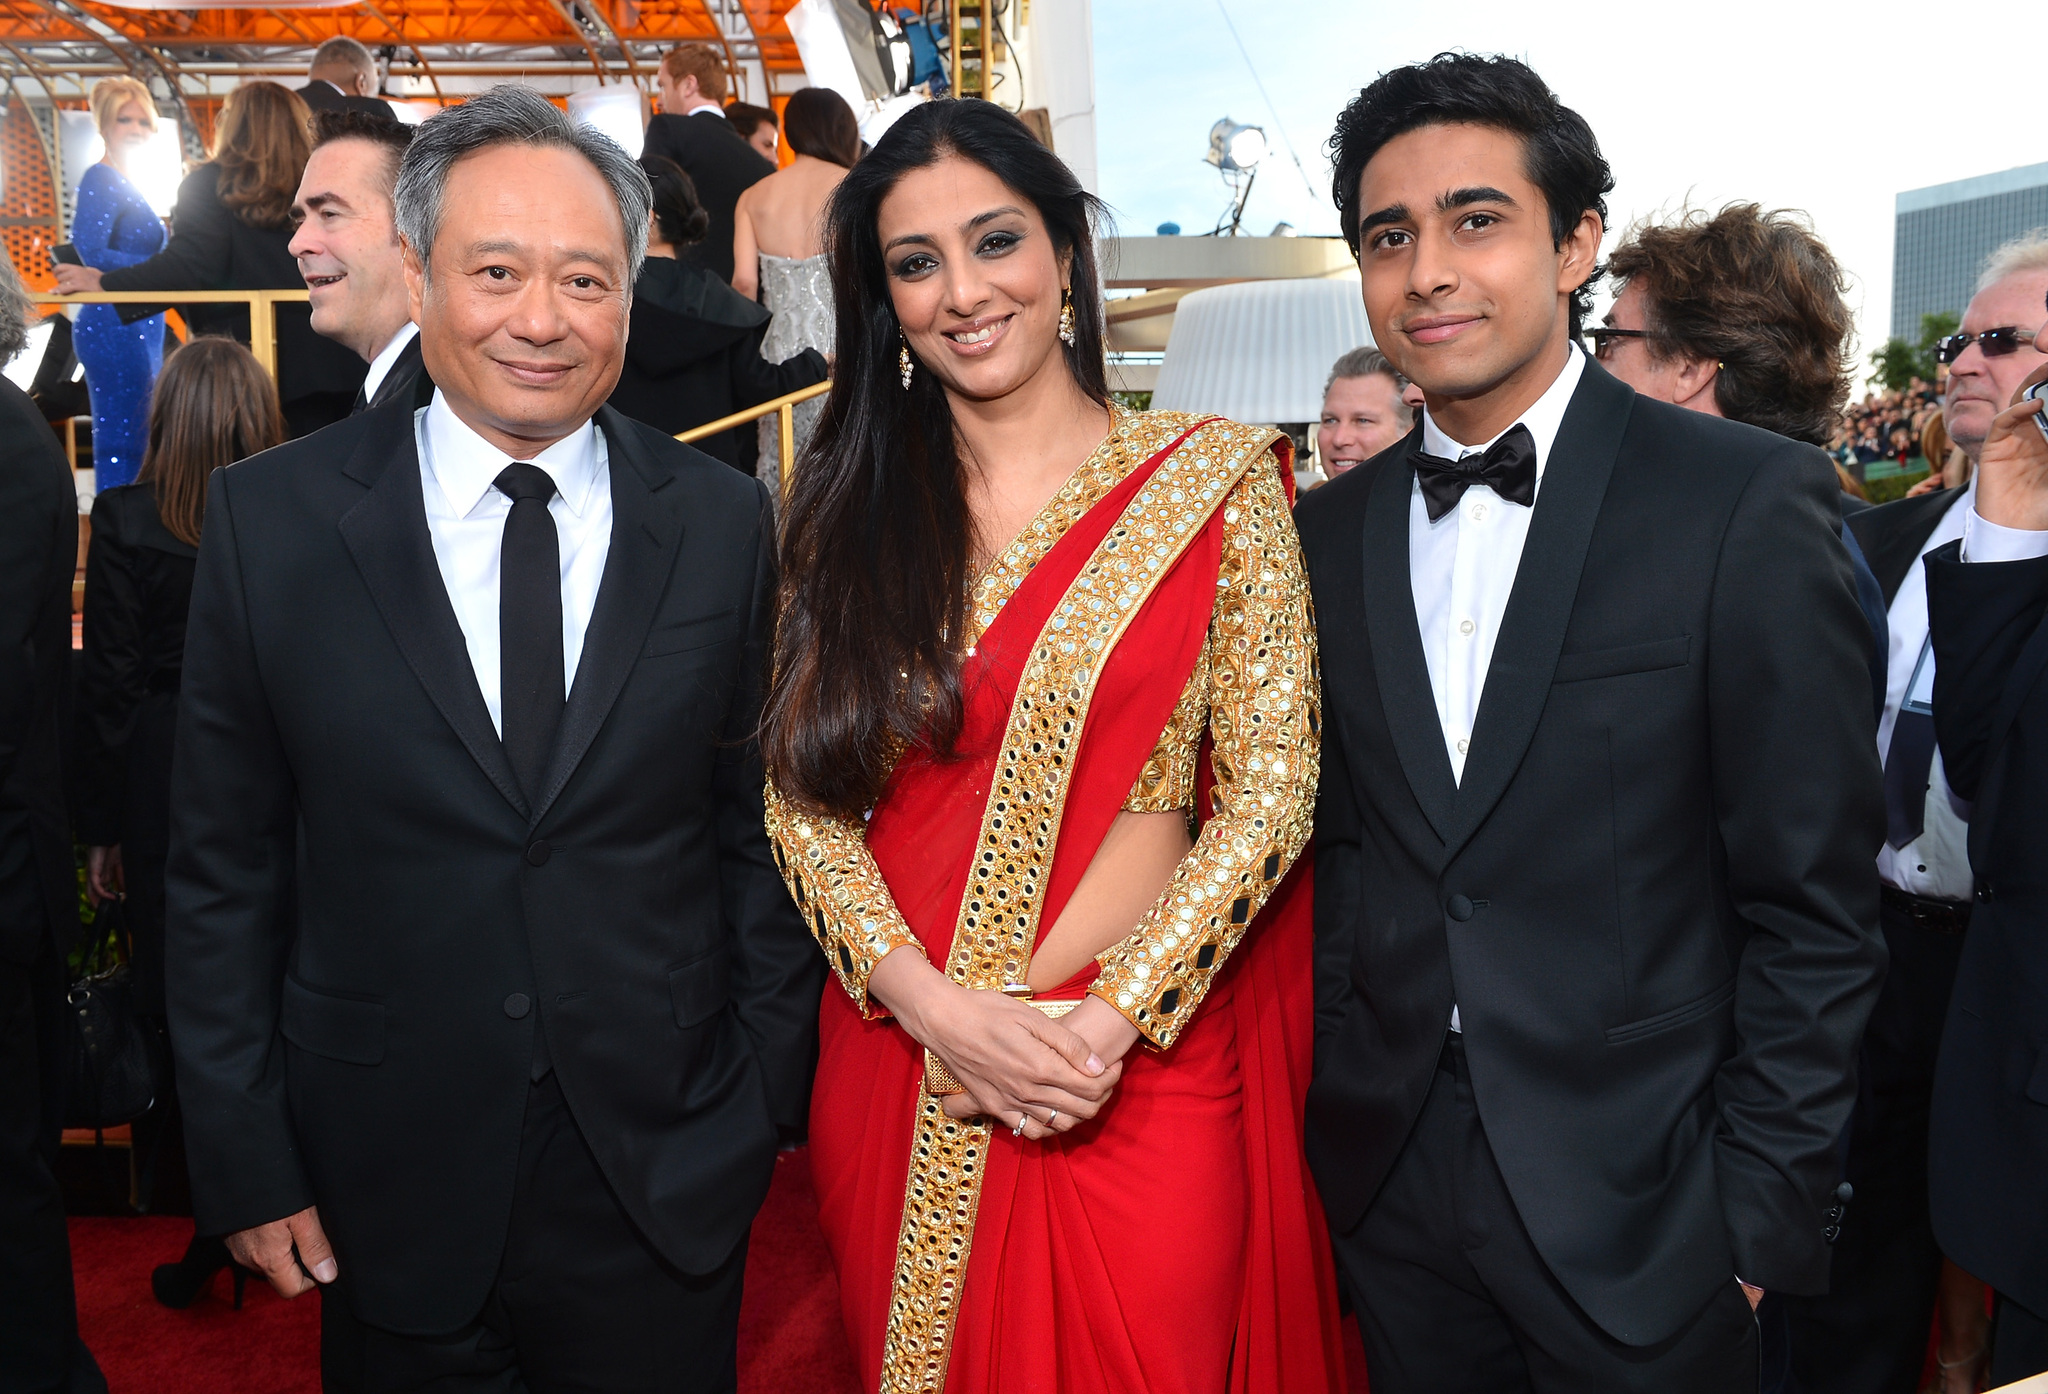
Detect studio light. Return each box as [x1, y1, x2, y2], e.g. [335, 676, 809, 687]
[1205, 118, 1266, 174]
[567, 85, 645, 160]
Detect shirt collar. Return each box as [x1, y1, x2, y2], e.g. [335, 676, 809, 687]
[1419, 342, 1588, 484]
[360, 321, 418, 405]
[422, 389, 604, 520]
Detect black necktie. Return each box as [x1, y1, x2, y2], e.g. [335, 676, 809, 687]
[495, 463, 563, 806]
[1414, 423, 1539, 522]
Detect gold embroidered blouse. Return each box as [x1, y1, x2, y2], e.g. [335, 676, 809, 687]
[762, 409, 1319, 1048]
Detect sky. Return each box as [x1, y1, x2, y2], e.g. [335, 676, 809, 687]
[1093, 0, 2048, 390]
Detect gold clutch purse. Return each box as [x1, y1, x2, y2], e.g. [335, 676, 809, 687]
[922, 985, 1079, 1097]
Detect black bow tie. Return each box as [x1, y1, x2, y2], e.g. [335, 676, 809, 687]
[1413, 423, 1538, 523]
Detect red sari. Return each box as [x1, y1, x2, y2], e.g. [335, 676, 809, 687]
[799, 414, 1341, 1393]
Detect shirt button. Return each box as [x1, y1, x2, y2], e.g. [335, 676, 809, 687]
[526, 840, 552, 867]
[1456, 737, 1469, 754]
[1470, 501, 1489, 522]
[1458, 618, 1476, 637]
[503, 993, 531, 1019]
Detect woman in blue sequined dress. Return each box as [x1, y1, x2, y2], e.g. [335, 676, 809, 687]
[72, 77, 167, 489]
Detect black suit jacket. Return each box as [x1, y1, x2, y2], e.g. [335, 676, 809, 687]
[297, 79, 396, 121]
[100, 163, 366, 412]
[608, 258, 827, 468]
[1846, 485, 1964, 607]
[0, 380, 79, 966]
[358, 330, 426, 414]
[1925, 538, 2048, 1314]
[640, 111, 775, 284]
[164, 399, 824, 1334]
[1296, 362, 1886, 1346]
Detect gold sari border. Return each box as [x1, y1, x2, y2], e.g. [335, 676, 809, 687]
[878, 417, 1280, 1392]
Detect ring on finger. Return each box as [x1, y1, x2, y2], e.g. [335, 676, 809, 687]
[1047, 1108, 1059, 1126]
[1012, 1114, 1026, 1137]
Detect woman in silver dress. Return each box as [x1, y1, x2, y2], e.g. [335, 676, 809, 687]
[732, 87, 860, 490]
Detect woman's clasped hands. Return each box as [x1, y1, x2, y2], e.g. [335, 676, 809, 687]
[868, 947, 1138, 1142]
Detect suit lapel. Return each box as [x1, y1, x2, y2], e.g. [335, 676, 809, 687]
[529, 408, 687, 824]
[368, 334, 427, 412]
[336, 401, 529, 818]
[1359, 429, 1458, 842]
[1441, 363, 1632, 860]
[1848, 487, 1958, 605]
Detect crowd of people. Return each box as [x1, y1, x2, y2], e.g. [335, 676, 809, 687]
[6, 42, 2048, 1394]
[1830, 379, 1945, 472]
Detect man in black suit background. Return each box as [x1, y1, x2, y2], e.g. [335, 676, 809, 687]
[298, 37, 397, 120]
[1295, 54, 1885, 1392]
[0, 256, 105, 1394]
[641, 44, 775, 284]
[1788, 244, 2048, 1394]
[1922, 293, 2048, 1388]
[290, 110, 425, 414]
[166, 86, 822, 1392]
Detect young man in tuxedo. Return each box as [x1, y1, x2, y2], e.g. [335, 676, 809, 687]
[290, 110, 424, 415]
[166, 85, 822, 1392]
[1294, 54, 1886, 1392]
[641, 44, 775, 284]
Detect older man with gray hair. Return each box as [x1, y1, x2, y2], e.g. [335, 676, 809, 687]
[1318, 345, 1418, 477]
[299, 36, 395, 119]
[166, 85, 821, 1392]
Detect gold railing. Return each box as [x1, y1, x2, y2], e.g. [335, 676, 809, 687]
[30, 289, 312, 380]
[676, 378, 830, 493]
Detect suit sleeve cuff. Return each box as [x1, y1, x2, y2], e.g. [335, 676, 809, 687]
[1962, 507, 2048, 562]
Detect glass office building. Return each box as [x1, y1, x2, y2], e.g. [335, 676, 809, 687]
[1894, 162, 2048, 339]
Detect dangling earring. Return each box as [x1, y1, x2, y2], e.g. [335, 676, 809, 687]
[899, 335, 914, 391]
[1058, 288, 1076, 347]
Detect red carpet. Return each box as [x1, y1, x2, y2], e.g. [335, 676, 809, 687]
[74, 1146, 1364, 1391]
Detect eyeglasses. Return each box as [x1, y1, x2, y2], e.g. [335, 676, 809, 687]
[1584, 327, 1658, 362]
[1933, 327, 2037, 364]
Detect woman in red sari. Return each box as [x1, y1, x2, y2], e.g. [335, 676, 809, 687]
[762, 99, 1341, 1394]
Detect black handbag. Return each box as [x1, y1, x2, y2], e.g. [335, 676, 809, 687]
[64, 902, 167, 1131]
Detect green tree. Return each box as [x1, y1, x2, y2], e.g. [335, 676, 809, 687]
[1869, 310, 1960, 391]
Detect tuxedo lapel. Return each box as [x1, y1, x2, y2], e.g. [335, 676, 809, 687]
[529, 408, 687, 825]
[1847, 487, 1958, 605]
[1360, 432, 1458, 842]
[1442, 364, 1632, 860]
[336, 401, 529, 818]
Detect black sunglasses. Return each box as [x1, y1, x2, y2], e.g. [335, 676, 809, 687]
[1933, 327, 2037, 364]
[1584, 327, 1658, 362]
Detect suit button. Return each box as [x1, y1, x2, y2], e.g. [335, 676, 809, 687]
[1446, 894, 1474, 922]
[1974, 882, 1995, 903]
[526, 840, 552, 867]
[1823, 1223, 1841, 1244]
[503, 993, 531, 1019]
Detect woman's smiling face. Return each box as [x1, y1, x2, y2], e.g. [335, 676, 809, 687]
[875, 153, 1072, 405]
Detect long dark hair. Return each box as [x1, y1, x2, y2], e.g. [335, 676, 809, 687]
[782, 87, 861, 169]
[137, 337, 285, 546]
[763, 99, 1109, 819]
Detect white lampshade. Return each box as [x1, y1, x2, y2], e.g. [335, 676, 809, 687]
[1149, 275, 1372, 424]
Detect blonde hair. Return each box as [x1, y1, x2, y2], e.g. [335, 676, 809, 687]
[89, 77, 157, 140]
[1977, 229, 2048, 293]
[661, 44, 728, 105]
[212, 82, 313, 230]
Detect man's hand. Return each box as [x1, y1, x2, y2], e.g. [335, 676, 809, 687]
[86, 845, 123, 905]
[227, 1206, 338, 1298]
[1741, 1281, 1764, 1312]
[52, 264, 104, 295]
[1976, 363, 2048, 532]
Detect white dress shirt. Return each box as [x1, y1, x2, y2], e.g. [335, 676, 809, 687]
[416, 391, 614, 737]
[360, 321, 419, 408]
[1411, 344, 1585, 1032]
[1961, 497, 2048, 563]
[1412, 344, 1587, 784]
[1876, 486, 1975, 901]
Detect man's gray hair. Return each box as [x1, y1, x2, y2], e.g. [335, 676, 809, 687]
[394, 85, 651, 285]
[1327, 343, 1409, 405]
[0, 253, 32, 363]
[1978, 229, 2048, 293]
[310, 36, 378, 84]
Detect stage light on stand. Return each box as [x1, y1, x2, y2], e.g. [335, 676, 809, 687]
[1203, 117, 1266, 237]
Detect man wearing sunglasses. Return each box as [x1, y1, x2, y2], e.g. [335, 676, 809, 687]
[1940, 239, 2048, 467]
